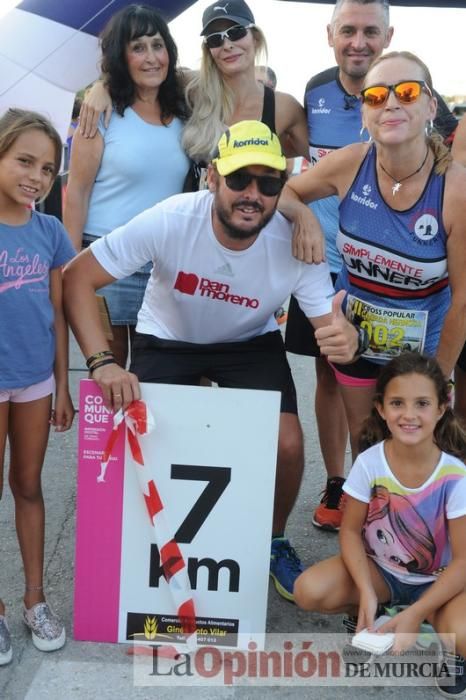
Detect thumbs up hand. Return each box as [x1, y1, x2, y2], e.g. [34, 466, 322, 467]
[331, 289, 348, 324]
[314, 290, 359, 363]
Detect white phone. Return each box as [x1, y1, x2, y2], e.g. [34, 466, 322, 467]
[351, 615, 394, 655]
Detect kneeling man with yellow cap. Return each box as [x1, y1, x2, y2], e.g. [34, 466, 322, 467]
[64, 121, 362, 602]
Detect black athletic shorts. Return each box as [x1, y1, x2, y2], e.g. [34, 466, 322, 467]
[130, 330, 298, 414]
[285, 272, 338, 357]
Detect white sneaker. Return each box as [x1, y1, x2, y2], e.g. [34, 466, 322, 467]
[0, 615, 12, 665]
[23, 602, 65, 652]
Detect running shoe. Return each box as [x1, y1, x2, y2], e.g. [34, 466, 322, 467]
[23, 602, 65, 652]
[270, 538, 304, 602]
[436, 652, 466, 698]
[0, 616, 12, 665]
[312, 477, 346, 531]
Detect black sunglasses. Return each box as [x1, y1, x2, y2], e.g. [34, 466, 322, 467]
[225, 171, 285, 197]
[204, 24, 251, 50]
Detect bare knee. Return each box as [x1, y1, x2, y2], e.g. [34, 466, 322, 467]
[278, 416, 303, 467]
[294, 567, 331, 611]
[9, 473, 42, 503]
[434, 599, 466, 656]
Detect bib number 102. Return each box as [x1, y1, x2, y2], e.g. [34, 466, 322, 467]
[360, 320, 403, 348]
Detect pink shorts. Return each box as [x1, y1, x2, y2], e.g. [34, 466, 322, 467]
[330, 363, 378, 388]
[0, 375, 55, 403]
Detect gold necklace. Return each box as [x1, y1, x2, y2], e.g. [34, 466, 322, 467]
[379, 148, 429, 196]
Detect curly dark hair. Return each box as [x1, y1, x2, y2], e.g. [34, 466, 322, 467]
[100, 4, 187, 122]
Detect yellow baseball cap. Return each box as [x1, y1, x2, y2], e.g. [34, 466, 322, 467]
[212, 120, 286, 176]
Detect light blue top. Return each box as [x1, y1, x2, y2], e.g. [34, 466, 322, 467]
[0, 211, 75, 387]
[84, 108, 190, 237]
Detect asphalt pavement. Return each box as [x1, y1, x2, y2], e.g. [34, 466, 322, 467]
[0, 333, 443, 699]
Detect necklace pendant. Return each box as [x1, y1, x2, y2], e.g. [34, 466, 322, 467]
[392, 182, 402, 196]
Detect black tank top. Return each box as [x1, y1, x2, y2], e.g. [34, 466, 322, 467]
[261, 86, 276, 132]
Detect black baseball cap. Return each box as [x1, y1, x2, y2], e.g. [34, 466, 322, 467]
[200, 0, 255, 36]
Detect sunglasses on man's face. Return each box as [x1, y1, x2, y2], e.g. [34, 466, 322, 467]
[360, 80, 433, 108]
[204, 24, 251, 50]
[224, 170, 285, 197]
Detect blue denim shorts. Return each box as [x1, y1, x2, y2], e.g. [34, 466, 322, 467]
[83, 234, 151, 326]
[375, 563, 433, 606]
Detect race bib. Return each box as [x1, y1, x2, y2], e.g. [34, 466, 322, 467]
[308, 145, 333, 167]
[346, 295, 428, 362]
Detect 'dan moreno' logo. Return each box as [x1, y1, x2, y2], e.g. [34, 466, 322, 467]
[174, 271, 259, 308]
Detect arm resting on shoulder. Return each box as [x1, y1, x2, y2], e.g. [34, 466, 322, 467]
[79, 80, 113, 138]
[278, 144, 364, 263]
[279, 182, 327, 264]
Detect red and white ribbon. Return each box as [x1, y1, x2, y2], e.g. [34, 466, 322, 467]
[98, 400, 197, 645]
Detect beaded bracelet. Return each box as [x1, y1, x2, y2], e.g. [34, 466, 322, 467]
[89, 358, 117, 374]
[86, 350, 115, 369]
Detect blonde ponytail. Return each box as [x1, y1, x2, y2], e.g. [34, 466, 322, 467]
[430, 131, 452, 176]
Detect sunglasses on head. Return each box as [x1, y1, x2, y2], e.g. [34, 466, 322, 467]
[225, 170, 285, 197]
[360, 80, 433, 108]
[204, 24, 251, 49]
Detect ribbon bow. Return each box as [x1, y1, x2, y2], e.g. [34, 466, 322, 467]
[98, 400, 152, 483]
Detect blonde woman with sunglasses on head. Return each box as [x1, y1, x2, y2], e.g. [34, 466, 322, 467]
[279, 51, 466, 459]
[180, 1, 308, 174]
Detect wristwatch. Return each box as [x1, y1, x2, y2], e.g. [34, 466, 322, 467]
[355, 325, 370, 357]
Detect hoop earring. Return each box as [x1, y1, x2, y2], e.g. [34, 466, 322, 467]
[360, 125, 372, 143]
[425, 119, 434, 138]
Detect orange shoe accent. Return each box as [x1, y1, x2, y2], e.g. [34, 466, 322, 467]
[312, 478, 346, 531]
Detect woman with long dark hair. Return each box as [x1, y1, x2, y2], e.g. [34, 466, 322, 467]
[64, 5, 190, 367]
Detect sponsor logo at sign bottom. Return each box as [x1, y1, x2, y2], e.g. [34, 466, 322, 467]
[126, 612, 238, 647]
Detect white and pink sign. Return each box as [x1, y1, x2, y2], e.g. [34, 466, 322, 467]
[74, 380, 280, 649]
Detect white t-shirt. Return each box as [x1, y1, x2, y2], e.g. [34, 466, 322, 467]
[344, 441, 466, 585]
[91, 190, 334, 343]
